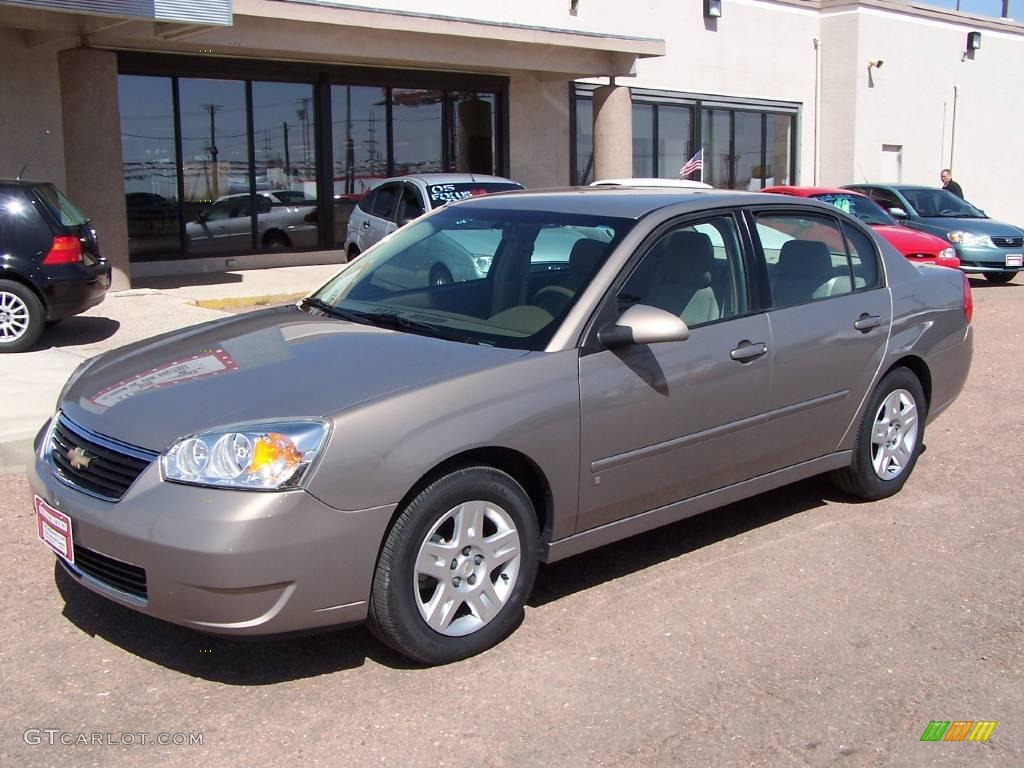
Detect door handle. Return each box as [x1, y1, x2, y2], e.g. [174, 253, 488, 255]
[362, 220, 371, 229]
[853, 313, 882, 332]
[730, 340, 768, 362]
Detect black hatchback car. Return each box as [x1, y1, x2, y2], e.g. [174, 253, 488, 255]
[0, 180, 110, 352]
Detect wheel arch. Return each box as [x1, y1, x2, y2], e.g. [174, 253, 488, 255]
[390, 447, 554, 544]
[883, 355, 932, 411]
[0, 269, 47, 310]
[262, 228, 291, 247]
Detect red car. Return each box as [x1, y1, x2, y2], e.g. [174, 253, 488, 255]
[762, 186, 961, 270]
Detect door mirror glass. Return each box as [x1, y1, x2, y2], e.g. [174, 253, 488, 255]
[888, 207, 908, 219]
[599, 304, 690, 348]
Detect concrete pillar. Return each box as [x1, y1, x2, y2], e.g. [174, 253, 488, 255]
[58, 47, 131, 290]
[592, 84, 633, 182]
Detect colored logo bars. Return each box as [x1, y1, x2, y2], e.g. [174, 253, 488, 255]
[920, 720, 997, 742]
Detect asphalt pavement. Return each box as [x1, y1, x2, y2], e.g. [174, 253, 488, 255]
[0, 275, 1021, 768]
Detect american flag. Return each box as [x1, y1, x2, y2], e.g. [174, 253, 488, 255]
[679, 149, 703, 178]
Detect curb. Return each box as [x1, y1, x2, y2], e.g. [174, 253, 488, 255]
[0, 429, 37, 477]
[193, 292, 307, 311]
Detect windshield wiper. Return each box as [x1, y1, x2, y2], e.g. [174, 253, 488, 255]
[356, 310, 464, 341]
[301, 297, 373, 324]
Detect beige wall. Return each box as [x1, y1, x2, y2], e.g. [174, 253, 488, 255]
[0, 28, 65, 186]
[842, 7, 1024, 221]
[509, 74, 572, 188]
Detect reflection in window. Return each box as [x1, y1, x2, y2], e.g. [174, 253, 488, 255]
[766, 113, 792, 186]
[179, 78, 252, 255]
[701, 108, 731, 189]
[450, 92, 496, 175]
[392, 89, 443, 174]
[734, 111, 762, 191]
[631, 104, 654, 178]
[119, 75, 180, 258]
[575, 98, 594, 185]
[657, 106, 692, 180]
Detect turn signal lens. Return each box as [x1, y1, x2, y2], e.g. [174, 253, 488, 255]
[43, 235, 82, 265]
[250, 432, 304, 481]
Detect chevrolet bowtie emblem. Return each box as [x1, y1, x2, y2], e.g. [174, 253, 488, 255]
[67, 446, 92, 471]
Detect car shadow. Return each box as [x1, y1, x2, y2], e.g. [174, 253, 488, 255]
[530, 475, 842, 608]
[54, 564, 421, 683]
[32, 316, 121, 350]
[54, 475, 846, 682]
[134, 272, 244, 290]
[967, 276, 1020, 289]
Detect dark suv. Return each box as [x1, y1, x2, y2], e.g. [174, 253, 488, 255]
[0, 180, 110, 352]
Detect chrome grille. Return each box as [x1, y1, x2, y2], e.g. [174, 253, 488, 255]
[48, 415, 155, 501]
[991, 236, 1024, 248]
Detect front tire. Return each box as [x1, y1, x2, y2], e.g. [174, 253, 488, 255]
[368, 467, 540, 665]
[429, 265, 453, 286]
[984, 271, 1016, 284]
[0, 279, 44, 353]
[830, 367, 926, 500]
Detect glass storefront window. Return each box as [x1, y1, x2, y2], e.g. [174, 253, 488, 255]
[450, 92, 496, 175]
[734, 111, 763, 191]
[331, 85, 387, 246]
[252, 81, 318, 250]
[766, 113, 793, 186]
[178, 78, 252, 255]
[632, 104, 654, 178]
[575, 98, 594, 185]
[701, 108, 731, 189]
[392, 88, 443, 175]
[119, 75, 180, 258]
[657, 106, 692, 180]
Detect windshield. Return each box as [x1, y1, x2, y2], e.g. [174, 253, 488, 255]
[810, 193, 895, 226]
[901, 189, 986, 218]
[35, 184, 88, 226]
[308, 206, 633, 350]
[426, 182, 524, 209]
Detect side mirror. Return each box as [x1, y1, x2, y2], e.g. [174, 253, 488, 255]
[888, 207, 908, 220]
[598, 304, 690, 348]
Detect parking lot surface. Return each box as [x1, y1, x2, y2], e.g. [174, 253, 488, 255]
[1, 278, 1021, 768]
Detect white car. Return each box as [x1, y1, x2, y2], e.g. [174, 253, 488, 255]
[343, 173, 523, 265]
[590, 178, 713, 189]
[185, 191, 318, 253]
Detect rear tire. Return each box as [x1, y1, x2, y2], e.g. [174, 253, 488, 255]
[830, 367, 926, 500]
[264, 232, 290, 250]
[430, 265, 453, 286]
[367, 467, 539, 665]
[347, 245, 361, 262]
[0, 279, 44, 353]
[984, 272, 1016, 284]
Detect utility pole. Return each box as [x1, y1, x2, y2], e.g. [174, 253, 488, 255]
[202, 102, 222, 199]
[1003, 1, 1010, 18]
[345, 86, 355, 194]
[282, 121, 291, 179]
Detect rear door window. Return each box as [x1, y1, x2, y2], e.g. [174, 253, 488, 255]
[755, 213, 855, 307]
[35, 184, 87, 227]
[371, 183, 401, 220]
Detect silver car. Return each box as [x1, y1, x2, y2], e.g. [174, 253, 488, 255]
[30, 189, 972, 664]
[344, 173, 524, 279]
[185, 191, 318, 252]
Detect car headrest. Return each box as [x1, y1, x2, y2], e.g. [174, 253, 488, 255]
[568, 238, 608, 275]
[657, 230, 715, 287]
[777, 239, 833, 277]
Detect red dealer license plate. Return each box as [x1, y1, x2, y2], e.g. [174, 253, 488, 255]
[35, 495, 74, 564]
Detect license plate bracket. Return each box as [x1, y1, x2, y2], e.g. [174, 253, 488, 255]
[35, 495, 74, 564]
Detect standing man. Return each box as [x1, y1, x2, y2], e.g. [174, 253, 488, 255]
[941, 169, 964, 199]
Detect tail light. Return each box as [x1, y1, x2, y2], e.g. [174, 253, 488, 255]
[43, 235, 82, 265]
[962, 273, 973, 324]
[304, 210, 318, 223]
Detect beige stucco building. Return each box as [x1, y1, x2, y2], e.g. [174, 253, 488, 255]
[1, 0, 1021, 285]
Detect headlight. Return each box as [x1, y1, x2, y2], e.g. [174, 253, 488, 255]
[473, 255, 493, 273]
[947, 231, 993, 248]
[161, 421, 329, 490]
[939, 247, 957, 260]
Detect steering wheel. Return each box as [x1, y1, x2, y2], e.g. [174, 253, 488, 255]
[532, 285, 575, 315]
[938, 209, 958, 216]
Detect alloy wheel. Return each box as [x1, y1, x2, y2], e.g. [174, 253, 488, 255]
[870, 388, 919, 480]
[0, 291, 31, 342]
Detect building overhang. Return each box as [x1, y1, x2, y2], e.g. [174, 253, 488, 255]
[0, 0, 231, 26]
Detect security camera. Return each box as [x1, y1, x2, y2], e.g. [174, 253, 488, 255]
[868, 59, 884, 69]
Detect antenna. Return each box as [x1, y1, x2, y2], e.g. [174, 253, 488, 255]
[856, 162, 870, 183]
[17, 129, 51, 182]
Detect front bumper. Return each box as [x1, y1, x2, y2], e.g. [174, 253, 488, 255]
[28, 421, 395, 636]
[955, 246, 1023, 274]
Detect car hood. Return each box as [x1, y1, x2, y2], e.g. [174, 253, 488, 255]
[914, 216, 1024, 237]
[871, 224, 951, 254]
[60, 305, 528, 452]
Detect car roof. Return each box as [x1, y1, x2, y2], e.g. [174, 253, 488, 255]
[763, 185, 868, 198]
[591, 178, 713, 189]
[389, 173, 520, 185]
[447, 186, 776, 219]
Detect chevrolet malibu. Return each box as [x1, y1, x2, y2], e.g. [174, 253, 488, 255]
[30, 189, 973, 664]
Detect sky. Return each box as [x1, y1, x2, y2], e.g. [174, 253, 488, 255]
[922, 0, 1013, 17]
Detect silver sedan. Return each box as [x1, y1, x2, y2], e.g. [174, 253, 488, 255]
[30, 188, 972, 664]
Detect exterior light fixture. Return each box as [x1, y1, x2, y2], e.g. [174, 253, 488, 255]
[966, 31, 982, 50]
[570, 0, 579, 15]
[704, 0, 723, 18]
